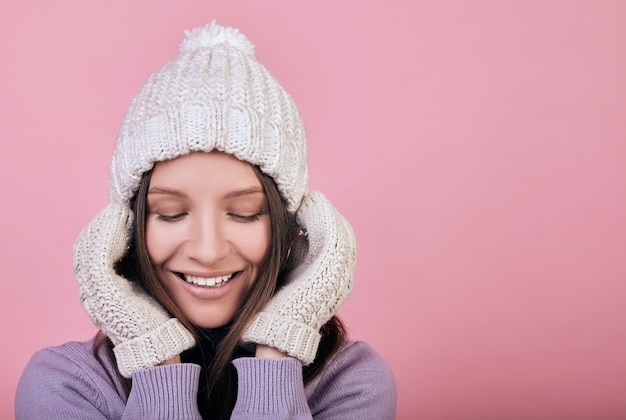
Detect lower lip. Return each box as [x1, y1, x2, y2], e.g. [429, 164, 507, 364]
[177, 273, 240, 300]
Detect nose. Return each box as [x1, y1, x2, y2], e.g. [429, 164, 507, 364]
[184, 213, 230, 265]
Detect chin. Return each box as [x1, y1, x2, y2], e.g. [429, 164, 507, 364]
[188, 312, 237, 329]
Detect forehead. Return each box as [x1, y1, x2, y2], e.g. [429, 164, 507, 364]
[152, 151, 258, 177]
[149, 151, 263, 192]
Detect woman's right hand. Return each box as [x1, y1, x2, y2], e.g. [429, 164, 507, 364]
[73, 203, 195, 378]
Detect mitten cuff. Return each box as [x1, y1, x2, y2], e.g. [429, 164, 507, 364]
[242, 312, 321, 365]
[114, 318, 195, 378]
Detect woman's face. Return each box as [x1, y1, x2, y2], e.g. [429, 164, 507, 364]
[146, 151, 271, 328]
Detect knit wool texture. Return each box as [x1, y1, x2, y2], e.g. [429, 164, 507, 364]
[73, 203, 195, 378]
[74, 21, 355, 373]
[242, 192, 356, 364]
[110, 21, 308, 213]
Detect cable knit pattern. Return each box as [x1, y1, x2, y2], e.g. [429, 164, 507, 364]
[242, 192, 357, 364]
[73, 21, 355, 375]
[110, 20, 308, 212]
[73, 203, 195, 378]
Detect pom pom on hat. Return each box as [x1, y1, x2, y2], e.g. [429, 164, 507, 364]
[179, 20, 255, 56]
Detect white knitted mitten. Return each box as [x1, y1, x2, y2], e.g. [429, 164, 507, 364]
[73, 203, 195, 378]
[242, 192, 357, 364]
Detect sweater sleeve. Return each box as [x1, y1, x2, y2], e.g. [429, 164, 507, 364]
[231, 357, 313, 419]
[306, 341, 397, 420]
[124, 364, 202, 419]
[230, 341, 396, 420]
[15, 341, 203, 420]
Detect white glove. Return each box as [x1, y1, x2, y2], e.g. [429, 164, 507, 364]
[242, 192, 357, 364]
[73, 203, 195, 378]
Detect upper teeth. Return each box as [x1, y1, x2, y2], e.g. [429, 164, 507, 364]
[184, 274, 234, 287]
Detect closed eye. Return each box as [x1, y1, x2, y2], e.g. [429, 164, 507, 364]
[156, 213, 187, 222]
[229, 213, 261, 223]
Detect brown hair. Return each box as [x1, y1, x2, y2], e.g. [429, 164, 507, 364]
[94, 163, 346, 419]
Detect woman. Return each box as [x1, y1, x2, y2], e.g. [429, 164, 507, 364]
[15, 21, 396, 419]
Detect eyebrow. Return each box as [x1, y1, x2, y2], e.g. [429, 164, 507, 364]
[223, 187, 265, 199]
[147, 186, 264, 200]
[147, 187, 189, 199]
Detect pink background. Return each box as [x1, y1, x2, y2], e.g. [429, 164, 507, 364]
[2, 1, 625, 418]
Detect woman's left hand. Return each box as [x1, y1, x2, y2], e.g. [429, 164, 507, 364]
[242, 191, 357, 364]
[255, 345, 288, 359]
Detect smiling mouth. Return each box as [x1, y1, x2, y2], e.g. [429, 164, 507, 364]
[177, 272, 238, 287]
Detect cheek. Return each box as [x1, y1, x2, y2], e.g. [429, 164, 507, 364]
[145, 220, 174, 265]
[236, 219, 272, 265]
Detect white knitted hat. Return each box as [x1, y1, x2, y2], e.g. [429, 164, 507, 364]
[74, 22, 354, 374]
[110, 20, 308, 212]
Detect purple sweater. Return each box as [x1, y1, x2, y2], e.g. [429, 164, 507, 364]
[15, 338, 396, 419]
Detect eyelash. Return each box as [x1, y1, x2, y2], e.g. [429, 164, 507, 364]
[156, 213, 186, 222]
[229, 213, 261, 223]
[155, 213, 262, 223]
